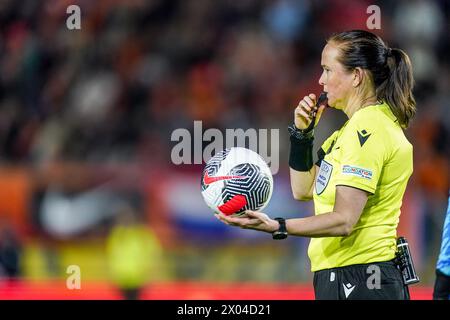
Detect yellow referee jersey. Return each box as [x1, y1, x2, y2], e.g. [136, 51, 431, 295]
[309, 102, 413, 272]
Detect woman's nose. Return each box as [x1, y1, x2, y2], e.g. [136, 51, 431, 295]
[318, 72, 325, 86]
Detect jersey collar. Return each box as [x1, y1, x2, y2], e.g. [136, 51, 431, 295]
[353, 101, 397, 123]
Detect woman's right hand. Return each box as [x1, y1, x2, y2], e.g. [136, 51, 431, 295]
[294, 93, 326, 130]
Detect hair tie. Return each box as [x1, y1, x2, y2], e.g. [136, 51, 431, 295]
[386, 48, 393, 57]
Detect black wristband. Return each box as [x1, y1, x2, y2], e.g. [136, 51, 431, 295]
[288, 124, 314, 171]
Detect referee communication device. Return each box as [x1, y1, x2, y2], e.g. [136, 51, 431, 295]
[395, 237, 420, 285]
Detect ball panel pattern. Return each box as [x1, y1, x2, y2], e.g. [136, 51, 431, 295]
[201, 149, 230, 191]
[221, 163, 272, 215]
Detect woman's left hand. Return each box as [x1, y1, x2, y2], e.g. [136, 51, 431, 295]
[215, 210, 279, 233]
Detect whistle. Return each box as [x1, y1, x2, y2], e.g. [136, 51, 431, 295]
[311, 92, 328, 119]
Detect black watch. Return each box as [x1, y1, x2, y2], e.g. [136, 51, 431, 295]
[288, 123, 314, 141]
[272, 217, 288, 240]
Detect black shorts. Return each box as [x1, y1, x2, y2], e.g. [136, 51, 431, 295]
[313, 260, 409, 300]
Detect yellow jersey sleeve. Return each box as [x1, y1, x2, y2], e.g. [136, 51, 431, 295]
[333, 115, 387, 194]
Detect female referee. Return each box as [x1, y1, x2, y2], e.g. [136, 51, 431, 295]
[216, 30, 416, 300]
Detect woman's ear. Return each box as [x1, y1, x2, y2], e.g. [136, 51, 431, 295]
[352, 67, 364, 87]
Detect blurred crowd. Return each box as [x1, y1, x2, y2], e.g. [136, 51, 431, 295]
[0, 0, 446, 165]
[0, 0, 449, 285]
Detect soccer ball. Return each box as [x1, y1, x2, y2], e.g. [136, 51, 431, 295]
[201, 147, 273, 216]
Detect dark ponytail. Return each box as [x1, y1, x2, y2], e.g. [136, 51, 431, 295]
[328, 30, 416, 128]
[376, 48, 416, 128]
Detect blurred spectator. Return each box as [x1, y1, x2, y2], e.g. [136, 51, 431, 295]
[262, 0, 309, 43]
[0, 219, 22, 280]
[106, 204, 163, 300]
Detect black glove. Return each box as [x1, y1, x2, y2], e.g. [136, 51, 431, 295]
[433, 269, 450, 300]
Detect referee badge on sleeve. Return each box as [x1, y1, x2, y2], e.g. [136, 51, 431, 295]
[315, 160, 333, 195]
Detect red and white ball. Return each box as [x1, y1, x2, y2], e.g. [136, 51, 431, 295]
[201, 147, 273, 216]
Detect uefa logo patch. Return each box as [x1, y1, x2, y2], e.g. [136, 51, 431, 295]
[342, 165, 373, 180]
[315, 160, 333, 195]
